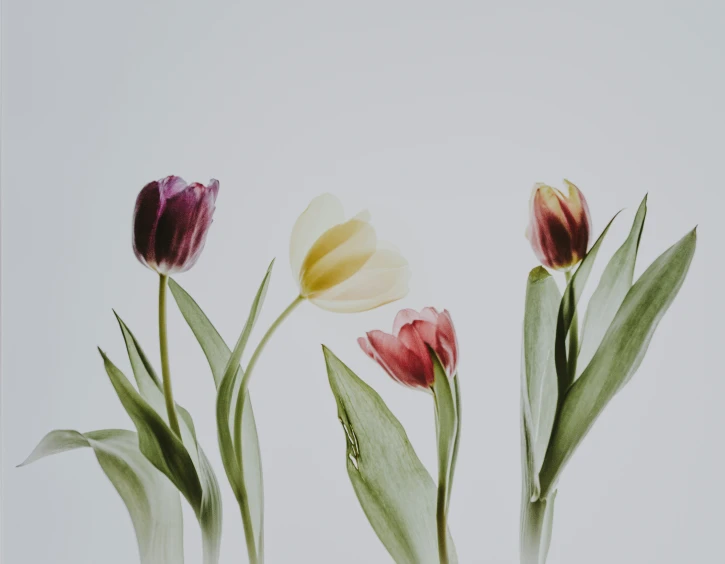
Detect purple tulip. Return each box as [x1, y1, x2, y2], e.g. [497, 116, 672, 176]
[133, 176, 219, 274]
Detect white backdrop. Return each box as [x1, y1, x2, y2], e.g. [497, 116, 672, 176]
[2, 1, 723, 563]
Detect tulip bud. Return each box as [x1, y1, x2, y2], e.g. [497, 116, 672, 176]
[358, 307, 458, 390]
[133, 176, 219, 275]
[526, 180, 591, 271]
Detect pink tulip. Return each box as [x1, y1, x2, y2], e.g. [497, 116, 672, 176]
[133, 176, 219, 275]
[526, 180, 591, 271]
[358, 307, 458, 390]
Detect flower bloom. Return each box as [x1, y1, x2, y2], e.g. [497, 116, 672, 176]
[358, 307, 458, 390]
[133, 176, 219, 275]
[526, 180, 591, 271]
[290, 194, 410, 312]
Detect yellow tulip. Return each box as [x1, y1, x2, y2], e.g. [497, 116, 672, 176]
[290, 194, 411, 312]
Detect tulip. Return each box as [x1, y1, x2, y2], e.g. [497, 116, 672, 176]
[289, 193, 411, 312]
[526, 180, 591, 271]
[133, 175, 219, 275]
[358, 307, 458, 390]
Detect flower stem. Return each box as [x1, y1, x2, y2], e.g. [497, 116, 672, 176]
[564, 270, 579, 380]
[233, 295, 304, 564]
[158, 274, 181, 437]
[436, 478, 449, 564]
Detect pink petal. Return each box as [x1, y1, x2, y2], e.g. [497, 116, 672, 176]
[392, 308, 424, 335]
[397, 324, 434, 385]
[363, 330, 431, 389]
[437, 310, 459, 375]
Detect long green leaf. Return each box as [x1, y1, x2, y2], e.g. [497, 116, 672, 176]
[324, 346, 458, 564]
[98, 350, 221, 563]
[576, 196, 647, 379]
[521, 267, 560, 501]
[21, 429, 184, 564]
[216, 262, 274, 558]
[168, 277, 265, 555]
[539, 229, 697, 497]
[555, 214, 619, 393]
[113, 315, 223, 563]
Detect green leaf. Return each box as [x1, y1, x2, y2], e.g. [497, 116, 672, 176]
[98, 349, 221, 563]
[217, 262, 274, 558]
[431, 351, 457, 514]
[168, 276, 266, 557]
[555, 214, 620, 394]
[21, 429, 184, 564]
[576, 195, 647, 379]
[521, 267, 560, 501]
[539, 229, 697, 497]
[323, 346, 458, 564]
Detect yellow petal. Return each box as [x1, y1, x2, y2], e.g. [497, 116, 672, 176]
[309, 243, 410, 312]
[289, 194, 345, 282]
[299, 218, 377, 296]
[562, 179, 583, 214]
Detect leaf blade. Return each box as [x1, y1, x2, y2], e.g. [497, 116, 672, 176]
[539, 229, 697, 497]
[21, 429, 184, 564]
[576, 195, 647, 378]
[324, 346, 457, 564]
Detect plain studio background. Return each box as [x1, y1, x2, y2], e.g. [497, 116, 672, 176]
[2, 1, 723, 563]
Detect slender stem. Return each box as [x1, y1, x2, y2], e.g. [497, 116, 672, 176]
[233, 295, 304, 564]
[433, 394, 450, 564]
[564, 270, 579, 380]
[520, 498, 547, 564]
[238, 495, 259, 564]
[158, 274, 181, 437]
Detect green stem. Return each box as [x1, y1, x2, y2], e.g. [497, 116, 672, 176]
[233, 295, 304, 564]
[520, 498, 547, 564]
[564, 270, 579, 380]
[158, 274, 181, 437]
[434, 396, 450, 564]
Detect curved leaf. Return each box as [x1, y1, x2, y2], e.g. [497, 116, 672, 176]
[113, 314, 222, 563]
[521, 267, 560, 501]
[324, 347, 458, 564]
[576, 195, 647, 378]
[539, 229, 697, 497]
[168, 276, 266, 556]
[555, 214, 619, 393]
[21, 429, 184, 564]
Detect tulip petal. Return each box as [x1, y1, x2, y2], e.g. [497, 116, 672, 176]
[309, 244, 410, 313]
[362, 331, 432, 389]
[158, 175, 189, 200]
[133, 181, 162, 269]
[392, 309, 424, 335]
[289, 193, 345, 282]
[300, 218, 377, 296]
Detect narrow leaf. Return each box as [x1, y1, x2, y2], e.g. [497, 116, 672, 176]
[539, 229, 697, 497]
[324, 346, 457, 564]
[169, 276, 266, 555]
[521, 267, 560, 500]
[21, 429, 184, 564]
[111, 317, 223, 563]
[431, 351, 457, 516]
[555, 214, 620, 394]
[577, 195, 647, 378]
[217, 262, 274, 555]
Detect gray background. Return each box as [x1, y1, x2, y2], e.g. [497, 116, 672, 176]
[2, 1, 723, 562]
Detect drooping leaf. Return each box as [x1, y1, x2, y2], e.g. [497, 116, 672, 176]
[576, 195, 647, 378]
[21, 429, 184, 564]
[168, 276, 266, 556]
[113, 314, 223, 563]
[521, 267, 560, 501]
[555, 214, 620, 394]
[539, 229, 697, 497]
[98, 350, 221, 563]
[324, 346, 457, 564]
